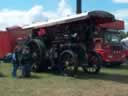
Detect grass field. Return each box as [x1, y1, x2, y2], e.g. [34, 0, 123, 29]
[0, 62, 128, 96]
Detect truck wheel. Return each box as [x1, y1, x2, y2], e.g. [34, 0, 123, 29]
[27, 39, 48, 72]
[83, 51, 101, 74]
[59, 50, 78, 76]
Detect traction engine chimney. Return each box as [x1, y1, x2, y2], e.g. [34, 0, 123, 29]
[76, 0, 82, 14]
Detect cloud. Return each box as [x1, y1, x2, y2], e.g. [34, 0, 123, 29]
[43, 0, 73, 20]
[0, 5, 45, 30]
[58, 0, 73, 17]
[113, 9, 128, 31]
[114, 9, 128, 19]
[112, 0, 128, 3]
[0, 0, 73, 30]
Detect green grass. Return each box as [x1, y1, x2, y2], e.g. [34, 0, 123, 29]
[0, 62, 128, 96]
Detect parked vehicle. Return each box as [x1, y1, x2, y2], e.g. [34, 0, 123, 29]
[20, 10, 117, 75]
[0, 31, 12, 59]
[121, 37, 128, 62]
[0, 26, 30, 60]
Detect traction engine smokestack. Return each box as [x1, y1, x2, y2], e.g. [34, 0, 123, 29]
[76, 0, 82, 14]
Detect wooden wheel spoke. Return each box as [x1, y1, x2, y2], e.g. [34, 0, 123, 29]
[60, 50, 78, 76]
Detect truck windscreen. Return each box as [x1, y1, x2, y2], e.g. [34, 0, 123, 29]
[104, 32, 121, 43]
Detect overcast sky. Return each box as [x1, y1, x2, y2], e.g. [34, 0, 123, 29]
[0, 0, 128, 31]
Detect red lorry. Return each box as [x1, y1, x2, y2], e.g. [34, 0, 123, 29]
[94, 20, 126, 66]
[0, 31, 12, 59]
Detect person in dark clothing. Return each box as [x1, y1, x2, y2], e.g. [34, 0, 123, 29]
[12, 45, 22, 78]
[21, 46, 33, 77]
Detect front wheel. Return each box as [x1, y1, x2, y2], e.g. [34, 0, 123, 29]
[58, 50, 78, 76]
[83, 51, 102, 74]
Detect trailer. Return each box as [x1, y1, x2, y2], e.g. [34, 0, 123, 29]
[0, 26, 30, 60]
[0, 31, 12, 59]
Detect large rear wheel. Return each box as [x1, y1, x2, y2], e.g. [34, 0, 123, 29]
[27, 39, 48, 72]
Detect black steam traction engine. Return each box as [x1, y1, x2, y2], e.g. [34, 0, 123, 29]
[23, 11, 115, 75]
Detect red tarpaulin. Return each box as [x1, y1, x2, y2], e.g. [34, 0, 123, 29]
[97, 20, 124, 30]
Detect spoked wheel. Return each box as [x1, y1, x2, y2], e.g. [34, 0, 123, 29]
[27, 39, 47, 72]
[59, 50, 78, 76]
[83, 51, 101, 74]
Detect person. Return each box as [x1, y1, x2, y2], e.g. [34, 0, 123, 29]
[12, 45, 22, 78]
[21, 46, 33, 77]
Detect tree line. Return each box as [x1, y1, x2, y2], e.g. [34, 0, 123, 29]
[120, 31, 128, 39]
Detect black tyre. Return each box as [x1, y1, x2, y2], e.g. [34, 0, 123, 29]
[27, 39, 48, 72]
[58, 50, 78, 76]
[83, 51, 101, 74]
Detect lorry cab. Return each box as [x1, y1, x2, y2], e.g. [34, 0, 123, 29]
[94, 20, 125, 66]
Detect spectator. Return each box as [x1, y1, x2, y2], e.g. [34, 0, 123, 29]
[12, 45, 22, 78]
[21, 46, 33, 77]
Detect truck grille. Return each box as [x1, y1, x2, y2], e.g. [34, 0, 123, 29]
[112, 45, 123, 54]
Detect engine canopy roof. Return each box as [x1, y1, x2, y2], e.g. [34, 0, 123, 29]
[23, 10, 116, 29]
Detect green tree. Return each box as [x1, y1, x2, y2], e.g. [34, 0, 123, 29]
[120, 31, 126, 39]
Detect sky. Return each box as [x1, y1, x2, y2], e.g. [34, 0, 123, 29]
[0, 0, 128, 31]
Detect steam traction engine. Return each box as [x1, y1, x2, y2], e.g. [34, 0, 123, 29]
[23, 11, 115, 75]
